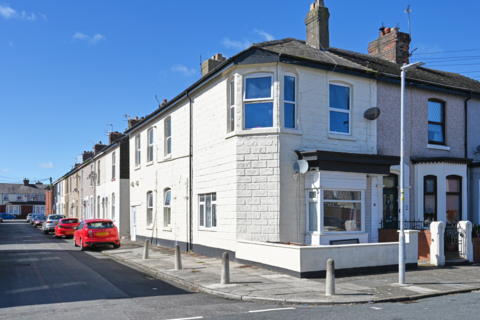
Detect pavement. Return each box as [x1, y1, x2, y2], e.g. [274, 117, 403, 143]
[103, 240, 480, 305]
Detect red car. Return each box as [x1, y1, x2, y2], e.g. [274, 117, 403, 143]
[73, 219, 121, 251]
[55, 218, 80, 238]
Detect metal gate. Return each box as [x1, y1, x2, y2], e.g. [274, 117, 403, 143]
[445, 222, 462, 259]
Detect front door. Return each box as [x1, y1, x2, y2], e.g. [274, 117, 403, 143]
[130, 207, 136, 241]
[383, 175, 398, 228]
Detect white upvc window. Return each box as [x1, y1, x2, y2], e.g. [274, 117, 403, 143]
[163, 189, 171, 227]
[90, 165, 93, 187]
[135, 135, 141, 166]
[307, 189, 364, 234]
[7, 205, 19, 214]
[165, 118, 172, 156]
[243, 73, 274, 129]
[284, 75, 296, 129]
[199, 193, 217, 230]
[112, 152, 116, 179]
[97, 161, 101, 185]
[329, 83, 351, 135]
[229, 78, 235, 132]
[111, 193, 115, 221]
[147, 192, 153, 227]
[147, 128, 154, 162]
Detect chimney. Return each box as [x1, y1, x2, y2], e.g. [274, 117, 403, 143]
[305, 0, 330, 50]
[23, 178, 29, 186]
[82, 151, 94, 162]
[94, 141, 107, 155]
[109, 131, 125, 144]
[368, 27, 411, 65]
[201, 54, 227, 77]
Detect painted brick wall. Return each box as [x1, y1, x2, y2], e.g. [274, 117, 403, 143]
[418, 230, 431, 261]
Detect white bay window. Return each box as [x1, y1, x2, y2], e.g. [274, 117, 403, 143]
[244, 74, 273, 129]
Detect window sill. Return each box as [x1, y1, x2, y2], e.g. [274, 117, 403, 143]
[199, 228, 217, 232]
[164, 154, 172, 160]
[111, 178, 116, 182]
[146, 226, 154, 230]
[163, 227, 172, 232]
[328, 133, 356, 141]
[146, 161, 154, 167]
[226, 127, 303, 139]
[305, 232, 367, 235]
[427, 144, 450, 151]
[134, 166, 141, 171]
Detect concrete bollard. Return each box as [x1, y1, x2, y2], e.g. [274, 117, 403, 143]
[325, 259, 335, 296]
[175, 244, 182, 270]
[221, 252, 230, 284]
[143, 240, 149, 260]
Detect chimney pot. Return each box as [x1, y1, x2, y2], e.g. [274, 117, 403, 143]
[368, 27, 411, 65]
[163, 99, 167, 103]
[135, 116, 138, 120]
[385, 27, 391, 34]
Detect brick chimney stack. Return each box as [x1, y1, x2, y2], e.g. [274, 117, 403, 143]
[94, 141, 107, 155]
[109, 131, 125, 144]
[23, 178, 29, 186]
[305, 0, 330, 50]
[368, 27, 411, 65]
[128, 116, 142, 128]
[82, 151, 94, 162]
[201, 54, 227, 77]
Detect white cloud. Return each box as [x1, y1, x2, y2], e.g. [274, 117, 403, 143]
[38, 162, 54, 169]
[254, 29, 274, 41]
[73, 32, 106, 45]
[1, 168, 8, 173]
[221, 37, 251, 50]
[0, 4, 46, 20]
[171, 64, 197, 77]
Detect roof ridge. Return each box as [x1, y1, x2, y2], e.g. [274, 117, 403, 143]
[252, 38, 305, 48]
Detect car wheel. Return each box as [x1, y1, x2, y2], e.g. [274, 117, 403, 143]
[43, 230, 49, 234]
[54, 234, 59, 239]
[113, 244, 121, 249]
[80, 239, 86, 251]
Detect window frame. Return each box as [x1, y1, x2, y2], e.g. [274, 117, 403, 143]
[228, 78, 235, 132]
[283, 74, 297, 129]
[199, 193, 217, 230]
[112, 152, 116, 180]
[147, 191, 153, 227]
[328, 82, 352, 135]
[306, 190, 318, 233]
[446, 175, 462, 222]
[423, 175, 437, 221]
[163, 189, 171, 227]
[147, 128, 154, 163]
[135, 135, 141, 167]
[428, 99, 446, 145]
[165, 117, 172, 156]
[97, 160, 101, 185]
[243, 73, 274, 130]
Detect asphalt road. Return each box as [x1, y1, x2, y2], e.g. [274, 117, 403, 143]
[1, 220, 480, 320]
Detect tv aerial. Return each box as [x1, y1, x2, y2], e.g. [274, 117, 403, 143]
[364, 107, 381, 121]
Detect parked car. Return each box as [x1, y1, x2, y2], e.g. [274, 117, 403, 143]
[0, 216, 3, 223]
[73, 219, 121, 251]
[33, 215, 45, 227]
[26, 213, 34, 223]
[55, 218, 80, 238]
[0, 213, 17, 220]
[42, 214, 66, 234]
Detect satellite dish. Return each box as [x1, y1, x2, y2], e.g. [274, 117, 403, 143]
[294, 160, 309, 174]
[476, 145, 480, 154]
[364, 107, 381, 121]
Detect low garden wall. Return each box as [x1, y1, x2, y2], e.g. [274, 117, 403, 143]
[379, 229, 431, 261]
[236, 230, 419, 278]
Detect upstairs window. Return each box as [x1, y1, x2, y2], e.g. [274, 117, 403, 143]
[165, 118, 172, 155]
[147, 128, 154, 162]
[229, 79, 235, 132]
[112, 153, 116, 179]
[284, 75, 296, 129]
[97, 161, 101, 185]
[428, 100, 445, 145]
[329, 84, 350, 134]
[90, 165, 93, 187]
[135, 135, 141, 166]
[164, 189, 171, 227]
[244, 74, 273, 129]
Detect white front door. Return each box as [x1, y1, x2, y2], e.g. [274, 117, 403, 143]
[131, 207, 136, 241]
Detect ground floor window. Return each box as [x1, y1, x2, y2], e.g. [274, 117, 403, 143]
[164, 189, 171, 227]
[199, 193, 216, 229]
[307, 190, 363, 233]
[33, 206, 45, 214]
[446, 175, 462, 222]
[7, 205, 20, 214]
[424, 175, 437, 221]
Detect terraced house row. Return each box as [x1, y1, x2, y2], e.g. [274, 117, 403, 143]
[52, 1, 480, 277]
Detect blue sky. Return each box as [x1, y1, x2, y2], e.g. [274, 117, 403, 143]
[1, 0, 479, 184]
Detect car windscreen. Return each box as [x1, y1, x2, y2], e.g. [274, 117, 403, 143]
[87, 222, 114, 229]
[48, 215, 64, 220]
[61, 219, 78, 224]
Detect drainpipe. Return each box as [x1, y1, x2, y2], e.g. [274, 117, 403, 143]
[465, 91, 472, 159]
[186, 91, 193, 252]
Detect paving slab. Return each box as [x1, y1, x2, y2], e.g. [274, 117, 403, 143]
[101, 240, 480, 305]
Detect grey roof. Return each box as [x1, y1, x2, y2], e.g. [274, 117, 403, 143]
[0, 183, 48, 194]
[253, 38, 480, 93]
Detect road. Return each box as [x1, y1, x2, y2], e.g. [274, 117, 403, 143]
[1, 220, 480, 320]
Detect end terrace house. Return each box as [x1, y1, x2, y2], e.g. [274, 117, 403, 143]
[127, 0, 405, 274]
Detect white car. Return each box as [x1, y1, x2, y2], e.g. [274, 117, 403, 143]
[42, 214, 66, 234]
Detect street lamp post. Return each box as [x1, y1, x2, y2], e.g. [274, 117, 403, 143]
[399, 61, 425, 285]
